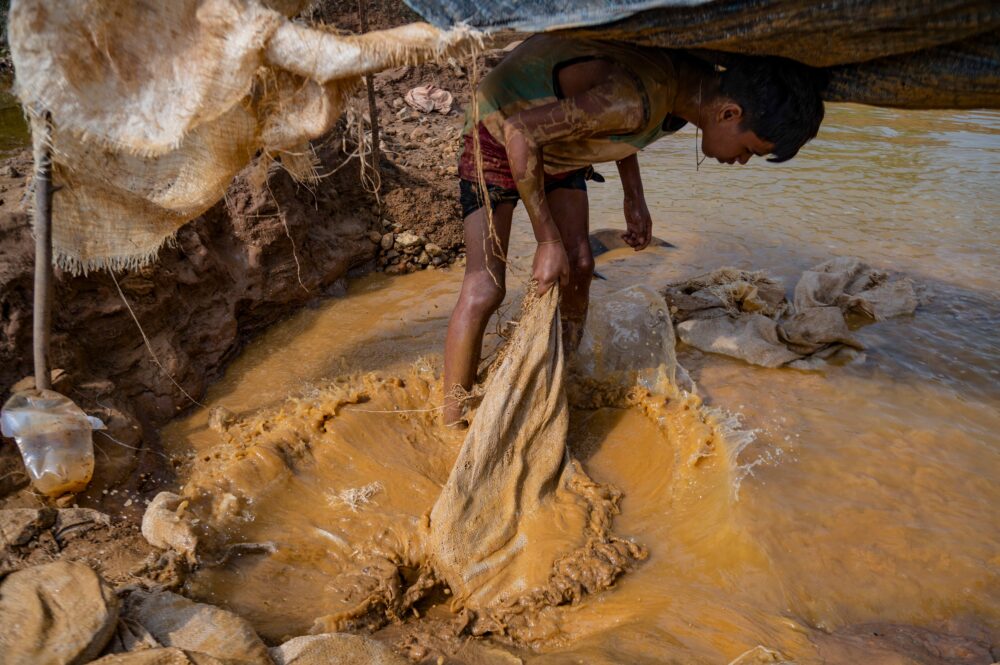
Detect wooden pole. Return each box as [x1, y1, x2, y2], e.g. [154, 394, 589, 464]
[358, 0, 380, 170]
[33, 112, 53, 392]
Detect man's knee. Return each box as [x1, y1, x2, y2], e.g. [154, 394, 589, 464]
[460, 275, 506, 317]
[568, 251, 595, 282]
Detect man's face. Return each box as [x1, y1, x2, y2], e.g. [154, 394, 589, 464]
[701, 102, 775, 165]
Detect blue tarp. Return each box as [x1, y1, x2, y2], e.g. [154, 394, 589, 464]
[404, 0, 1000, 108]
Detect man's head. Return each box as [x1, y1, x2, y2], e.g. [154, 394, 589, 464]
[700, 56, 826, 165]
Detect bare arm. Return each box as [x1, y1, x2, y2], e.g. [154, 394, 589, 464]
[500, 77, 645, 291]
[616, 153, 653, 250]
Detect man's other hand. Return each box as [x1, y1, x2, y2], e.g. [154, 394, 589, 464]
[622, 195, 652, 250]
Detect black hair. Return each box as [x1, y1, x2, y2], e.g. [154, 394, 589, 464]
[719, 56, 827, 162]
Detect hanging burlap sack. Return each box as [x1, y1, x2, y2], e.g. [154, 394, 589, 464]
[9, 0, 472, 273]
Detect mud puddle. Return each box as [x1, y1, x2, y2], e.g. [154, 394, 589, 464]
[161, 104, 1000, 663]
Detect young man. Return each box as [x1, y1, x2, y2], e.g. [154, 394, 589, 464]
[443, 35, 826, 426]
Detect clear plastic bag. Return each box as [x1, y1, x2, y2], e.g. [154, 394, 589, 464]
[1, 389, 104, 496]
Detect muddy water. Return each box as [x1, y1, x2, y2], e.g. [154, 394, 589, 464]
[162, 105, 1000, 662]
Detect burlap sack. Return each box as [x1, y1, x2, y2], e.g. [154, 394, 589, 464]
[428, 287, 645, 629]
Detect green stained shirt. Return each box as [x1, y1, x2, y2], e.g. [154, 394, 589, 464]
[465, 34, 686, 173]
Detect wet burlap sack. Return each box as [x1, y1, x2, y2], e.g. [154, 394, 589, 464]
[120, 589, 271, 665]
[663, 258, 917, 368]
[0, 560, 119, 665]
[428, 287, 645, 630]
[9, 0, 471, 273]
[269, 633, 408, 665]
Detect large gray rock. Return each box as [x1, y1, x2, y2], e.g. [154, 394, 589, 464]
[270, 633, 408, 665]
[0, 561, 118, 665]
[122, 589, 270, 665]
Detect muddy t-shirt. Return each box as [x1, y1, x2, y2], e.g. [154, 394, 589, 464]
[459, 35, 685, 187]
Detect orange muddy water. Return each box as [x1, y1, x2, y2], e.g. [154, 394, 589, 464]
[162, 105, 1000, 663]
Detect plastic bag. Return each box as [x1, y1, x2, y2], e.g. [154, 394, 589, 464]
[1, 390, 104, 496]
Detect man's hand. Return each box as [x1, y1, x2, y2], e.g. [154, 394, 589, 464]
[532, 241, 570, 295]
[622, 195, 653, 250]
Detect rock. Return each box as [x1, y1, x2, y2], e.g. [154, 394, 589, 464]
[417, 251, 430, 265]
[408, 126, 428, 141]
[89, 648, 227, 665]
[431, 256, 444, 266]
[1, 164, 22, 178]
[385, 249, 399, 260]
[424, 243, 444, 258]
[123, 589, 271, 665]
[270, 633, 408, 665]
[0, 507, 57, 549]
[394, 231, 421, 249]
[207, 406, 235, 433]
[141, 492, 198, 563]
[380, 232, 394, 250]
[0, 445, 29, 497]
[0, 561, 119, 665]
[367, 230, 382, 244]
[10, 368, 73, 394]
[52, 507, 111, 546]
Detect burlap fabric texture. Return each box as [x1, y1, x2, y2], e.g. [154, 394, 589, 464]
[428, 286, 646, 626]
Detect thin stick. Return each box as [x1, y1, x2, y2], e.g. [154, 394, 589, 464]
[33, 111, 53, 391]
[358, 0, 381, 173]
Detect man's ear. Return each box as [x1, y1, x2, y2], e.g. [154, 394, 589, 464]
[718, 102, 743, 123]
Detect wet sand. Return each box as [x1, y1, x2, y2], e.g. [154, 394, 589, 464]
[162, 105, 1000, 662]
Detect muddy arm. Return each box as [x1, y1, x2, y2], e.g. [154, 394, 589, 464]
[616, 153, 652, 250]
[265, 21, 471, 84]
[502, 78, 645, 246]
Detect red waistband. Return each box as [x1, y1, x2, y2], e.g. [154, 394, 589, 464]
[458, 123, 577, 190]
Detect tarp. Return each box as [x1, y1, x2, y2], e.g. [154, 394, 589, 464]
[404, 0, 1000, 109]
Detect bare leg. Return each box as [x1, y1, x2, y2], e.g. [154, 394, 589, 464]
[546, 187, 592, 351]
[442, 202, 515, 426]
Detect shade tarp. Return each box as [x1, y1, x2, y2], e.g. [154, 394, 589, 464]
[404, 0, 1000, 109]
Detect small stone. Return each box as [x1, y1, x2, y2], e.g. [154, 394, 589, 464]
[424, 243, 444, 258]
[380, 232, 394, 250]
[367, 230, 382, 244]
[395, 231, 421, 249]
[409, 126, 428, 141]
[208, 406, 235, 433]
[432, 256, 444, 266]
[0, 508, 56, 549]
[0, 165, 21, 178]
[391, 98, 404, 109]
[417, 252, 430, 265]
[385, 249, 399, 260]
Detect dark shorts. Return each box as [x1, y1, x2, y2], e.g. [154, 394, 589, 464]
[458, 167, 601, 219]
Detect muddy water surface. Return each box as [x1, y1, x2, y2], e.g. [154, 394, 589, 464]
[163, 105, 1000, 663]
